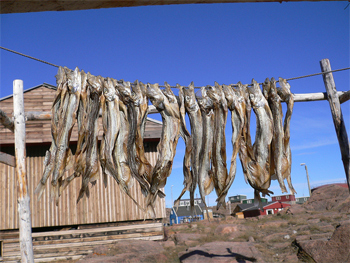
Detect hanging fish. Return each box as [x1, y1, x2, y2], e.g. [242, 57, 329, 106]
[219, 83, 245, 205]
[206, 83, 229, 209]
[116, 80, 151, 197]
[196, 86, 215, 204]
[51, 67, 82, 203]
[146, 83, 181, 217]
[277, 77, 296, 195]
[35, 66, 68, 200]
[264, 78, 288, 193]
[174, 84, 193, 210]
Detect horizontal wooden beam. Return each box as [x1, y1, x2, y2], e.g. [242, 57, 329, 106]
[0, 151, 15, 167]
[0, 0, 339, 14]
[0, 108, 14, 132]
[293, 91, 349, 103]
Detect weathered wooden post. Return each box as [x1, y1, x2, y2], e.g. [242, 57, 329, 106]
[320, 59, 350, 191]
[13, 79, 34, 263]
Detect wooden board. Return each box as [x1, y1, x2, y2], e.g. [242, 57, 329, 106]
[0, 222, 164, 262]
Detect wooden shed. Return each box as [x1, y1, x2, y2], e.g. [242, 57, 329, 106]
[0, 83, 166, 230]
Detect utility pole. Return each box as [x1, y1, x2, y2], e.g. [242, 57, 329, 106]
[300, 163, 311, 197]
[171, 185, 173, 207]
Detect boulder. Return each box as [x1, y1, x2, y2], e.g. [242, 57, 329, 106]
[294, 222, 350, 263]
[303, 184, 350, 212]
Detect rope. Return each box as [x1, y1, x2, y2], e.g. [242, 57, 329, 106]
[0, 46, 59, 68]
[1, 45, 349, 89]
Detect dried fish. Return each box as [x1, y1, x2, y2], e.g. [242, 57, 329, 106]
[116, 80, 151, 197]
[100, 77, 120, 187]
[219, 83, 245, 204]
[146, 83, 181, 217]
[197, 86, 215, 203]
[75, 75, 103, 202]
[264, 78, 288, 193]
[277, 77, 296, 195]
[207, 83, 229, 209]
[182, 82, 203, 209]
[174, 84, 193, 209]
[245, 79, 274, 205]
[50, 67, 82, 203]
[35, 66, 68, 200]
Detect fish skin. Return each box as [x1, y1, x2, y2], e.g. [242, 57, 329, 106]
[61, 70, 89, 193]
[174, 84, 193, 209]
[116, 80, 151, 197]
[51, 67, 82, 204]
[277, 77, 296, 195]
[146, 83, 181, 217]
[206, 83, 229, 209]
[196, 86, 215, 202]
[244, 79, 274, 206]
[100, 77, 120, 187]
[76, 78, 102, 203]
[35, 66, 68, 200]
[218, 83, 245, 204]
[183, 82, 203, 209]
[265, 78, 288, 193]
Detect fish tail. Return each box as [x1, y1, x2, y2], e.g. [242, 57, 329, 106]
[146, 204, 156, 219]
[216, 194, 227, 210]
[34, 181, 46, 201]
[76, 188, 85, 204]
[254, 190, 264, 211]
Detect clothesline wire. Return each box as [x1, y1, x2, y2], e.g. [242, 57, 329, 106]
[1, 45, 350, 89]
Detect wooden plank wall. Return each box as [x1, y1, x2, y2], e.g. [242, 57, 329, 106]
[0, 84, 166, 230]
[0, 142, 165, 230]
[0, 84, 162, 144]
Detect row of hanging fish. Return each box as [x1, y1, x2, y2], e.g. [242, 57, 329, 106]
[35, 66, 296, 217]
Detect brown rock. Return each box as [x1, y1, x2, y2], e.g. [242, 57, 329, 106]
[263, 232, 289, 242]
[295, 222, 350, 263]
[303, 184, 350, 212]
[215, 224, 246, 235]
[258, 220, 286, 229]
[174, 233, 206, 244]
[281, 204, 306, 215]
[162, 240, 176, 248]
[178, 241, 265, 263]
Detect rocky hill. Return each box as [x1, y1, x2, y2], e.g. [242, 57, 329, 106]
[69, 184, 350, 263]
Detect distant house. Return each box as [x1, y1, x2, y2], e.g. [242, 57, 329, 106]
[169, 205, 203, 225]
[271, 194, 296, 204]
[232, 201, 291, 218]
[241, 198, 268, 204]
[176, 198, 205, 208]
[169, 198, 214, 225]
[295, 196, 310, 204]
[228, 195, 247, 203]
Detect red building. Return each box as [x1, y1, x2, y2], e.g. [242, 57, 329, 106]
[232, 201, 291, 218]
[271, 194, 296, 203]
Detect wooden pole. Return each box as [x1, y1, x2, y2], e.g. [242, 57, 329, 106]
[13, 79, 34, 263]
[320, 59, 350, 192]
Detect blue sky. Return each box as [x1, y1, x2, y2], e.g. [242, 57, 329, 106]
[1, 2, 349, 207]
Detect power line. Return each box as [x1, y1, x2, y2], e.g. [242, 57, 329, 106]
[1, 45, 349, 88]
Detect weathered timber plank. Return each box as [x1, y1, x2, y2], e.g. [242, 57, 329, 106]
[320, 59, 350, 191]
[0, 152, 15, 167]
[0, 109, 14, 132]
[4, 233, 164, 250]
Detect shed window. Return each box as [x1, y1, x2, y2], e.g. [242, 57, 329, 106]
[180, 201, 184, 206]
[286, 195, 289, 199]
[304, 198, 308, 201]
[276, 196, 281, 200]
